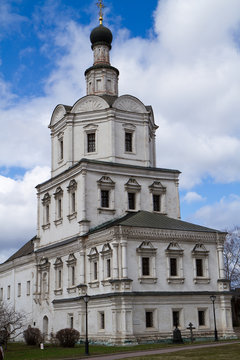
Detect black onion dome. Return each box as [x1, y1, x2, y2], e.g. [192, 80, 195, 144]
[90, 24, 113, 49]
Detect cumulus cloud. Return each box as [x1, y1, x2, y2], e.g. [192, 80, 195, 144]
[113, 0, 240, 188]
[188, 194, 240, 230]
[0, 166, 50, 258]
[182, 191, 206, 204]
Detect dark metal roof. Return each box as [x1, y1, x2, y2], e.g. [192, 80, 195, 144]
[87, 210, 223, 235]
[5, 236, 35, 263]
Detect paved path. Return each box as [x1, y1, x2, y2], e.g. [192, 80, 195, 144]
[76, 341, 240, 360]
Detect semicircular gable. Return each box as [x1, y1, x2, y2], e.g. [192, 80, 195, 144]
[113, 95, 147, 114]
[50, 105, 68, 127]
[71, 95, 110, 114]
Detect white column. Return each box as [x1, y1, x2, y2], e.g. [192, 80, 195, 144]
[121, 241, 128, 278]
[217, 242, 225, 279]
[79, 250, 85, 284]
[112, 242, 119, 279]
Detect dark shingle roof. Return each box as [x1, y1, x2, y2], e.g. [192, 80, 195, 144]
[5, 236, 35, 263]
[87, 211, 222, 235]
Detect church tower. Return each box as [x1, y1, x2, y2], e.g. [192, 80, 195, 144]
[36, 5, 181, 249]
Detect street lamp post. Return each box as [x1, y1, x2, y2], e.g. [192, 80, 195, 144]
[83, 293, 90, 355]
[210, 295, 218, 341]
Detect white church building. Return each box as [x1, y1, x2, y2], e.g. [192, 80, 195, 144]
[0, 15, 235, 344]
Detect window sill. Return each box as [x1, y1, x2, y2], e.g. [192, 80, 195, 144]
[138, 277, 157, 284]
[54, 289, 63, 295]
[89, 281, 99, 288]
[167, 277, 185, 284]
[194, 277, 210, 284]
[54, 218, 63, 226]
[67, 212, 77, 221]
[67, 286, 77, 294]
[42, 223, 50, 230]
[124, 151, 136, 155]
[98, 208, 116, 214]
[145, 327, 158, 332]
[58, 159, 64, 164]
[101, 279, 112, 286]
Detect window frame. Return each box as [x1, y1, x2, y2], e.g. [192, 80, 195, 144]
[137, 241, 157, 284]
[165, 243, 184, 284]
[97, 176, 115, 213]
[192, 244, 210, 284]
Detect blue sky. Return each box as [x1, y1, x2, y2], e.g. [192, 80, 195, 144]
[0, 0, 240, 262]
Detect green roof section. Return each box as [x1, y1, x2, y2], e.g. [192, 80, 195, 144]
[87, 210, 223, 235]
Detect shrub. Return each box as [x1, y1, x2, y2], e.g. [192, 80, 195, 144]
[56, 328, 80, 347]
[23, 325, 42, 346]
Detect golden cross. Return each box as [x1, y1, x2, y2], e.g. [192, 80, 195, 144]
[97, 0, 105, 25]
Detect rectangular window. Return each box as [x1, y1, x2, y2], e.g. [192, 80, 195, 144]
[46, 204, 50, 223]
[0, 288, 3, 301]
[142, 257, 150, 276]
[71, 266, 75, 286]
[58, 198, 62, 218]
[94, 261, 98, 280]
[146, 311, 153, 328]
[101, 190, 109, 208]
[125, 132, 132, 152]
[18, 283, 21, 297]
[128, 192, 135, 210]
[100, 312, 105, 329]
[87, 133, 95, 152]
[7, 285, 10, 299]
[172, 311, 180, 327]
[196, 259, 203, 277]
[27, 281, 31, 296]
[106, 258, 111, 278]
[71, 192, 76, 213]
[59, 138, 63, 160]
[153, 194, 160, 212]
[170, 258, 177, 276]
[70, 316, 74, 329]
[58, 270, 62, 288]
[198, 310, 205, 326]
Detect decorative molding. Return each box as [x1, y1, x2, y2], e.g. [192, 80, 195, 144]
[54, 186, 63, 198]
[136, 241, 157, 255]
[97, 175, 115, 189]
[66, 253, 76, 266]
[113, 96, 146, 113]
[67, 179, 77, 192]
[149, 181, 166, 194]
[192, 244, 209, 257]
[42, 192, 51, 205]
[125, 178, 141, 192]
[165, 242, 184, 256]
[54, 257, 63, 269]
[72, 96, 109, 113]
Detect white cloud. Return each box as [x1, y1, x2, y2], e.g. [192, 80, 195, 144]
[0, 166, 50, 261]
[188, 194, 240, 230]
[182, 191, 206, 204]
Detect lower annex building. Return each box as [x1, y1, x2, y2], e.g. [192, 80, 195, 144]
[0, 13, 235, 344]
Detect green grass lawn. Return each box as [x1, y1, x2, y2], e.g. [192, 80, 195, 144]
[123, 343, 240, 360]
[3, 341, 240, 360]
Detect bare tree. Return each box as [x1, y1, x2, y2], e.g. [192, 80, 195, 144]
[0, 301, 26, 348]
[224, 226, 240, 289]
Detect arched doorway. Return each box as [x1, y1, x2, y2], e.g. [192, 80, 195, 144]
[43, 316, 48, 341]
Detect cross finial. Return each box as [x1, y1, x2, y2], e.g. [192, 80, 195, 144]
[97, 0, 105, 25]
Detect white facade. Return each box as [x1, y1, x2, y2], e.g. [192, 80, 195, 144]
[0, 20, 236, 344]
